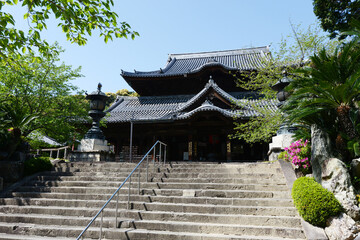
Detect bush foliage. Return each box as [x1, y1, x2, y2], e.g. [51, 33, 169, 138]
[24, 157, 53, 176]
[292, 177, 342, 227]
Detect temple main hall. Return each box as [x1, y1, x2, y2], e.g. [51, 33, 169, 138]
[104, 46, 277, 162]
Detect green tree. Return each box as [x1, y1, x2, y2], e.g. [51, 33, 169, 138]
[313, 0, 360, 39]
[105, 89, 139, 107]
[232, 23, 340, 144]
[0, 44, 89, 145]
[116, 89, 139, 97]
[0, 0, 139, 60]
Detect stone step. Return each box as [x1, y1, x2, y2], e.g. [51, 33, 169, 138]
[26, 180, 288, 191]
[0, 233, 73, 240]
[124, 219, 304, 238]
[13, 186, 292, 198]
[0, 202, 297, 217]
[0, 210, 300, 228]
[0, 222, 306, 240]
[33, 175, 286, 184]
[52, 165, 282, 175]
[55, 161, 279, 168]
[37, 170, 285, 181]
[0, 213, 304, 238]
[6, 194, 295, 207]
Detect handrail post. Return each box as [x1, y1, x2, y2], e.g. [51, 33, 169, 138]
[153, 145, 156, 173]
[128, 176, 131, 209]
[100, 211, 103, 239]
[115, 191, 119, 228]
[159, 144, 162, 168]
[164, 144, 167, 166]
[56, 149, 60, 159]
[146, 155, 149, 182]
[153, 145, 156, 165]
[138, 165, 141, 194]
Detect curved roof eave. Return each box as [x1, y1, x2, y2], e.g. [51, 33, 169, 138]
[120, 62, 243, 78]
[176, 104, 236, 120]
[175, 77, 240, 112]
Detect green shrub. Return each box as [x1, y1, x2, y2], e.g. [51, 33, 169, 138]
[24, 156, 53, 176]
[278, 151, 289, 161]
[292, 177, 342, 227]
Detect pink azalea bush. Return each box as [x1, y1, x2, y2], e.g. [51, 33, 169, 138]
[284, 139, 311, 174]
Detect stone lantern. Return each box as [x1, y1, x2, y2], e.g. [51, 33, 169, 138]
[271, 72, 296, 135]
[83, 83, 108, 140]
[268, 72, 295, 160]
[70, 83, 114, 161]
[271, 72, 292, 108]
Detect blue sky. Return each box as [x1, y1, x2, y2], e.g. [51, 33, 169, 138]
[6, 0, 321, 93]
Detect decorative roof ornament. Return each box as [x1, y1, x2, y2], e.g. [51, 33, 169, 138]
[208, 75, 215, 85]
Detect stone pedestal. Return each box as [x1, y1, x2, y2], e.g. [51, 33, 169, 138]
[68, 151, 114, 162]
[69, 139, 114, 162]
[268, 134, 294, 161]
[78, 139, 110, 152]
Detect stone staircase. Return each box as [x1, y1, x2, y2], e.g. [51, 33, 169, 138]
[0, 161, 306, 239]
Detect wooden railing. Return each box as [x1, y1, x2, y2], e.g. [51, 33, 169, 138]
[34, 146, 71, 159]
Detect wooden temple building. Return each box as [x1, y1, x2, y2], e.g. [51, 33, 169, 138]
[103, 46, 277, 162]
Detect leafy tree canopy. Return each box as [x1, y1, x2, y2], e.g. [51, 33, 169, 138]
[0, 44, 89, 147]
[313, 0, 360, 38]
[232, 23, 340, 144]
[0, 0, 139, 60]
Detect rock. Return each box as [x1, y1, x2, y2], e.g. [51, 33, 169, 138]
[321, 158, 360, 220]
[351, 159, 360, 179]
[325, 213, 360, 240]
[0, 161, 24, 188]
[311, 125, 333, 183]
[51, 159, 65, 166]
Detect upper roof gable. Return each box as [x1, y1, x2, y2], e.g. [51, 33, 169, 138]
[121, 46, 271, 78]
[175, 76, 238, 113]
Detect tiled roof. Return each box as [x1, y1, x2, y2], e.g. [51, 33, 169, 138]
[121, 46, 270, 78]
[106, 78, 278, 123]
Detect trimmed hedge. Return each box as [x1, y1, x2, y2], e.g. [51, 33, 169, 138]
[24, 156, 53, 176]
[292, 177, 342, 227]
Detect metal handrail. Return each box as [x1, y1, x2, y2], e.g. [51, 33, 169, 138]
[76, 140, 167, 240]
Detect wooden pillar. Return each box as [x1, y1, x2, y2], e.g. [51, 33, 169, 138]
[194, 141, 198, 161]
[226, 139, 232, 162]
[188, 135, 192, 161]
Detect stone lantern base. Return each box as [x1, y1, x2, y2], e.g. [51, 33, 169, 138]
[68, 151, 114, 162]
[78, 139, 110, 152]
[268, 134, 294, 161]
[68, 138, 115, 162]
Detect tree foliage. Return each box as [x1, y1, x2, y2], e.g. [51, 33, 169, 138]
[0, 0, 139, 60]
[0, 44, 89, 146]
[313, 0, 360, 39]
[232, 23, 340, 144]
